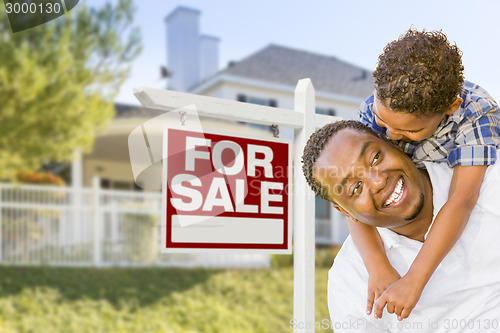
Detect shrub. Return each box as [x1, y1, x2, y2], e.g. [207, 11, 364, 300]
[17, 171, 65, 186]
[270, 245, 341, 268]
[122, 212, 158, 263]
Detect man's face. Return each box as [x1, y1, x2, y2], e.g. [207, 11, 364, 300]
[373, 95, 447, 142]
[314, 129, 428, 229]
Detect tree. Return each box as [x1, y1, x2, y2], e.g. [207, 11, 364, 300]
[0, 0, 142, 180]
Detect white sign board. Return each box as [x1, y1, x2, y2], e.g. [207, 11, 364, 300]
[161, 127, 292, 253]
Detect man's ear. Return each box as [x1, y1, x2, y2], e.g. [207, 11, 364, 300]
[332, 203, 352, 219]
[333, 203, 363, 224]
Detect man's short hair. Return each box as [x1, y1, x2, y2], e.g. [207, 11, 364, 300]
[302, 120, 379, 202]
[374, 28, 464, 117]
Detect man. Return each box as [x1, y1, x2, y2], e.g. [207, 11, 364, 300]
[302, 120, 500, 332]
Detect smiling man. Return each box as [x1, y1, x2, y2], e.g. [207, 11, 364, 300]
[302, 120, 500, 332]
[312, 122, 432, 233]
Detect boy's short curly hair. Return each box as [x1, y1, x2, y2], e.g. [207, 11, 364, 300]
[302, 120, 379, 202]
[374, 28, 464, 117]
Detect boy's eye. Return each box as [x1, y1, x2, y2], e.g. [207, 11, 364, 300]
[371, 152, 381, 167]
[351, 181, 362, 197]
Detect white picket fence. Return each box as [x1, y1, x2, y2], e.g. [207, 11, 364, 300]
[0, 180, 270, 268]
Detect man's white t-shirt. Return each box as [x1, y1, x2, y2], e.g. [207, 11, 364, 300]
[328, 160, 500, 332]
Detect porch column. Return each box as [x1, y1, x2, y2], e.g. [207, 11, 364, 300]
[71, 148, 83, 249]
[71, 148, 83, 189]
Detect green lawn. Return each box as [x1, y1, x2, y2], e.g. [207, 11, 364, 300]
[0, 265, 333, 333]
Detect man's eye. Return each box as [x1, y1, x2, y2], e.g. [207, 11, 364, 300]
[371, 152, 380, 167]
[351, 181, 362, 196]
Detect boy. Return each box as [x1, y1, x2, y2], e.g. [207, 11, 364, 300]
[354, 29, 500, 321]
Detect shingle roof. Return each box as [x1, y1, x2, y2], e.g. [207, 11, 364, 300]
[216, 44, 374, 99]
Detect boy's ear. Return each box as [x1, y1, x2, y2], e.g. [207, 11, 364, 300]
[445, 97, 463, 115]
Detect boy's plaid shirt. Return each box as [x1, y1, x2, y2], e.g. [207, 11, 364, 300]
[359, 81, 500, 168]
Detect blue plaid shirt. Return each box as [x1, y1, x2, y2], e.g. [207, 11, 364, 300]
[359, 81, 500, 168]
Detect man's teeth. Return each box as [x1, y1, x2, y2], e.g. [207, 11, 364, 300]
[384, 178, 403, 207]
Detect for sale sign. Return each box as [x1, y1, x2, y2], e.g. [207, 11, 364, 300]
[161, 127, 292, 253]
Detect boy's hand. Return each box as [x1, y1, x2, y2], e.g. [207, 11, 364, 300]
[366, 265, 400, 316]
[373, 273, 425, 321]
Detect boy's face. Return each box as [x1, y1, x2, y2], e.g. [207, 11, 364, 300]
[373, 96, 452, 142]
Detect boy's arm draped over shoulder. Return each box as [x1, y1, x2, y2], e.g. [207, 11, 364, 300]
[373, 106, 500, 320]
[374, 164, 487, 321]
[345, 217, 400, 316]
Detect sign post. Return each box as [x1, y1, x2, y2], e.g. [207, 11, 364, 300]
[133, 78, 340, 332]
[293, 80, 317, 333]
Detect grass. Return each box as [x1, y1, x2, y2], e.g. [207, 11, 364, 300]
[0, 265, 333, 333]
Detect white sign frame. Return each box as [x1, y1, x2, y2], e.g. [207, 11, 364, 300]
[161, 126, 293, 254]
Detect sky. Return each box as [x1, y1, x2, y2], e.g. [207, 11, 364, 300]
[85, 0, 500, 106]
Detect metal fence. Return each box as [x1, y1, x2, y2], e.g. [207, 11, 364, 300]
[0, 180, 270, 268]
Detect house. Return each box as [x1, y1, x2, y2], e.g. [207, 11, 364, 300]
[83, 6, 375, 246]
[1, 6, 377, 267]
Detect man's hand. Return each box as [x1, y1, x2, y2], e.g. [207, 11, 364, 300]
[366, 265, 400, 316]
[373, 273, 425, 321]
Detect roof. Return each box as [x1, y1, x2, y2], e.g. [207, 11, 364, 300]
[213, 44, 374, 99]
[115, 45, 375, 119]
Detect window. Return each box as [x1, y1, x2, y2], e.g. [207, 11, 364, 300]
[248, 97, 267, 106]
[236, 94, 278, 108]
[316, 107, 336, 116]
[315, 196, 331, 220]
[100, 178, 110, 189]
[99, 178, 137, 190]
[315, 195, 333, 243]
[236, 94, 278, 132]
[112, 181, 134, 190]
